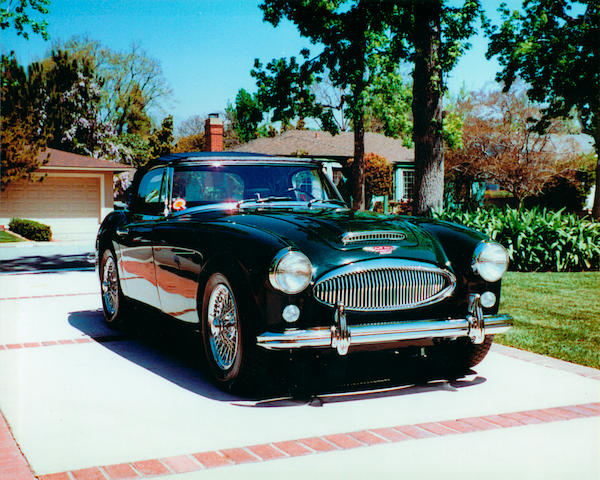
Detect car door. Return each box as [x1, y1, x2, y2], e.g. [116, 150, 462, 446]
[117, 166, 168, 309]
[153, 167, 206, 323]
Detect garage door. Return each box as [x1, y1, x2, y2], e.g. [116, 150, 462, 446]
[0, 176, 101, 238]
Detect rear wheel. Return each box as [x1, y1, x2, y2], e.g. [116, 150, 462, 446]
[201, 273, 265, 392]
[100, 249, 129, 327]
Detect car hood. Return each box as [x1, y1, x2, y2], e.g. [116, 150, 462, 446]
[216, 208, 451, 278]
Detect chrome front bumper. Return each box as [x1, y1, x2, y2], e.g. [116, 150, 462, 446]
[258, 293, 512, 356]
[256, 314, 513, 354]
[257, 315, 513, 355]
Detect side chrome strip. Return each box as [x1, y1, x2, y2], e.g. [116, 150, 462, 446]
[256, 314, 513, 352]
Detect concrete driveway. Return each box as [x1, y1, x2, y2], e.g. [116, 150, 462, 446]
[0, 269, 599, 480]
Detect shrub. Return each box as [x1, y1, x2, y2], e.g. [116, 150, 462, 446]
[9, 218, 52, 242]
[432, 207, 600, 272]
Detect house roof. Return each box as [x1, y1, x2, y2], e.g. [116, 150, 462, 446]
[39, 148, 135, 172]
[230, 130, 414, 164]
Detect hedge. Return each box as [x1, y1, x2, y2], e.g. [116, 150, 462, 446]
[9, 218, 52, 242]
[432, 207, 600, 272]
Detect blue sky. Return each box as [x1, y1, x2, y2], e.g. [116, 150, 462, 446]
[1, 0, 521, 131]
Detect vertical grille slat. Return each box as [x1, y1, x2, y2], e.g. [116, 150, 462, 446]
[313, 260, 456, 312]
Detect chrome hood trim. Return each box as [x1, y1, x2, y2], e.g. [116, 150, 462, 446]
[341, 230, 407, 244]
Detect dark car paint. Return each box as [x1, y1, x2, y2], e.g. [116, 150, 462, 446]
[98, 201, 500, 337]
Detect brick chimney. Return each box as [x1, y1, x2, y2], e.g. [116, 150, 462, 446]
[204, 113, 224, 152]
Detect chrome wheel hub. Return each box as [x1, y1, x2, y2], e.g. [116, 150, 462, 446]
[102, 255, 119, 318]
[207, 283, 239, 370]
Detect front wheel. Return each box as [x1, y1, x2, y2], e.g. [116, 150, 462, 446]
[100, 249, 128, 327]
[201, 273, 265, 392]
[429, 335, 494, 374]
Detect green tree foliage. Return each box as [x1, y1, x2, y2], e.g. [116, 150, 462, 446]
[257, 0, 397, 210]
[57, 37, 171, 136]
[2, 50, 135, 172]
[0, 0, 50, 39]
[118, 133, 152, 167]
[257, 1, 480, 212]
[387, 0, 482, 215]
[148, 115, 174, 159]
[486, 0, 600, 218]
[364, 70, 413, 144]
[1, 53, 49, 188]
[228, 88, 264, 143]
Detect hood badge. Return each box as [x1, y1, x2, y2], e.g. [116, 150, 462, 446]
[363, 246, 397, 255]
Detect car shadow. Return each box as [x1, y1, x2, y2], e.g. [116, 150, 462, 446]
[0, 254, 95, 273]
[68, 308, 487, 405]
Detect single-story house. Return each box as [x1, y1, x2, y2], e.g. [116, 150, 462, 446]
[231, 130, 415, 202]
[0, 148, 134, 241]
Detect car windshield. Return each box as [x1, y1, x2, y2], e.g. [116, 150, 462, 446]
[172, 164, 345, 208]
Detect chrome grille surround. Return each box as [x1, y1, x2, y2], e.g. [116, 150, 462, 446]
[313, 259, 456, 312]
[341, 230, 406, 244]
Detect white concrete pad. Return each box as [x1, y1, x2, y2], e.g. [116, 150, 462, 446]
[0, 271, 599, 477]
[190, 417, 600, 480]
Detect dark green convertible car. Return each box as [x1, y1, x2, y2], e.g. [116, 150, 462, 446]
[96, 152, 512, 391]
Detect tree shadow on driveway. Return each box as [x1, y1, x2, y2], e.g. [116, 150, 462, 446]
[68, 308, 487, 406]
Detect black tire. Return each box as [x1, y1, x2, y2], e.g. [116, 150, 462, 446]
[99, 249, 129, 327]
[429, 335, 494, 374]
[200, 272, 265, 392]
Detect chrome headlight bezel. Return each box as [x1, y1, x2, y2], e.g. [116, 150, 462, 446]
[472, 241, 509, 282]
[269, 249, 313, 294]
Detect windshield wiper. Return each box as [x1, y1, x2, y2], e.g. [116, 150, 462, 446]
[238, 196, 293, 207]
[307, 198, 348, 208]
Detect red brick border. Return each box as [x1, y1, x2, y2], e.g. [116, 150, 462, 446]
[0, 411, 35, 480]
[34, 402, 599, 480]
[0, 335, 130, 351]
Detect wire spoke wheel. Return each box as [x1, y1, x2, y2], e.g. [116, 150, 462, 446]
[207, 283, 239, 371]
[101, 252, 120, 320]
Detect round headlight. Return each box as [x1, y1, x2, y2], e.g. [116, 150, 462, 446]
[269, 250, 313, 294]
[472, 242, 509, 282]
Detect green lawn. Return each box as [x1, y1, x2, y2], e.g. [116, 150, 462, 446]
[0, 231, 24, 243]
[498, 271, 600, 369]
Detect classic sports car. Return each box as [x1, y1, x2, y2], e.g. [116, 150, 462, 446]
[97, 152, 512, 391]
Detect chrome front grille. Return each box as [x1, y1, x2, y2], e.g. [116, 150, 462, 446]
[313, 259, 456, 312]
[341, 231, 406, 244]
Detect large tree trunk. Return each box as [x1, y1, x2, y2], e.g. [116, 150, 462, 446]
[411, 0, 444, 215]
[351, 114, 366, 210]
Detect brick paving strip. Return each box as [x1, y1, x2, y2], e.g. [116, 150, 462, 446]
[7, 401, 591, 480]
[0, 336, 130, 351]
[0, 292, 98, 302]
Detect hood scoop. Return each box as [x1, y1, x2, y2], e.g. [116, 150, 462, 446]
[341, 230, 407, 245]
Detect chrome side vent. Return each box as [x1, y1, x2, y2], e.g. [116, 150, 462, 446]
[341, 230, 406, 244]
[313, 259, 455, 312]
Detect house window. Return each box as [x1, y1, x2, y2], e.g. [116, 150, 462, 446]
[395, 168, 414, 201]
[402, 170, 414, 200]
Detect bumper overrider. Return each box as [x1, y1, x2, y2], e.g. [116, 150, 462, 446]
[256, 293, 513, 356]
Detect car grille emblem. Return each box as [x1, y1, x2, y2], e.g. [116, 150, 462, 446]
[363, 246, 397, 255]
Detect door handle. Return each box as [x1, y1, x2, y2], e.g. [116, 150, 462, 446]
[116, 227, 129, 236]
